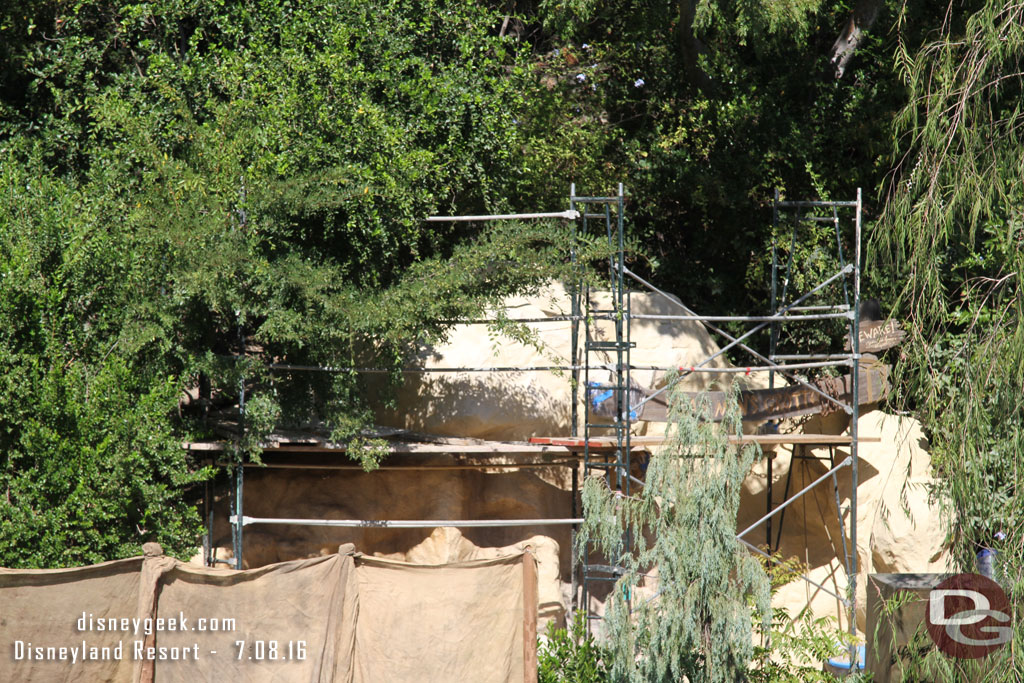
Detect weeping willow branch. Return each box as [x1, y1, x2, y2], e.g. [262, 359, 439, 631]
[876, 0, 1024, 624]
[578, 380, 769, 682]
[881, 2, 1024, 322]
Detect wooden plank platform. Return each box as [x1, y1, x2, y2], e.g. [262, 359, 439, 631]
[530, 434, 880, 447]
[631, 360, 892, 423]
[184, 440, 580, 455]
[183, 433, 879, 457]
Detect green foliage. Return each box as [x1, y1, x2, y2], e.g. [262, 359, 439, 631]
[539, 611, 612, 683]
[875, 0, 1024, 568]
[578, 382, 770, 682]
[0, 168, 208, 566]
[0, 0, 582, 566]
[749, 554, 852, 682]
[882, 1, 1024, 321]
[0, 7, 1014, 645]
[873, 2, 1024, 675]
[868, 590, 939, 682]
[751, 611, 849, 683]
[746, 206, 856, 362]
[526, 0, 908, 326]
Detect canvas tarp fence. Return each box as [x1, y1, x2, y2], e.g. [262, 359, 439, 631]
[0, 542, 537, 683]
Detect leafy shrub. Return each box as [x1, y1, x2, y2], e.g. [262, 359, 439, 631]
[749, 552, 864, 682]
[538, 611, 611, 683]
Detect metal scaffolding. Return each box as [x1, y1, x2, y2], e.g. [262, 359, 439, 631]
[197, 203, 590, 571]
[572, 184, 634, 623]
[560, 188, 863, 658]
[193, 186, 865, 664]
[767, 190, 863, 656]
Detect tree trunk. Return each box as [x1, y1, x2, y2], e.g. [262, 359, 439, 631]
[677, 0, 714, 92]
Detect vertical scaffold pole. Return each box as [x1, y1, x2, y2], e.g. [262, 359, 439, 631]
[770, 189, 779, 391]
[618, 184, 632, 614]
[576, 185, 629, 632]
[233, 321, 246, 571]
[229, 466, 237, 562]
[204, 470, 213, 567]
[579, 185, 592, 617]
[234, 458, 244, 570]
[571, 183, 579, 441]
[570, 463, 579, 619]
[849, 188, 861, 655]
[768, 190, 779, 552]
[569, 183, 580, 620]
[617, 184, 630, 499]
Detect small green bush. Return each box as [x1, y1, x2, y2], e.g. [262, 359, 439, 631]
[538, 611, 611, 683]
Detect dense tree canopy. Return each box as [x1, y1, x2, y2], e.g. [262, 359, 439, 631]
[0, 0, 582, 565]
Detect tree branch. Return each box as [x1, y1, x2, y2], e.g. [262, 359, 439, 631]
[830, 0, 884, 79]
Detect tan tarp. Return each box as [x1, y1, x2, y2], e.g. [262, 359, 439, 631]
[0, 545, 537, 683]
[0, 556, 142, 683]
[152, 551, 356, 683]
[353, 553, 534, 683]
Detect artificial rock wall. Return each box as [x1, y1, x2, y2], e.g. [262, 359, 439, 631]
[740, 408, 949, 633]
[370, 282, 741, 440]
[206, 284, 948, 635]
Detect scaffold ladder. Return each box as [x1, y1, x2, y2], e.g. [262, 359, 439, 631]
[571, 184, 633, 628]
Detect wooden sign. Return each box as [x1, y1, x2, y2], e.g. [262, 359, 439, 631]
[628, 360, 891, 423]
[845, 319, 906, 354]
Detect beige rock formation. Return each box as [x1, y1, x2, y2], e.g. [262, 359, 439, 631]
[371, 282, 738, 441]
[738, 408, 950, 635]
[201, 285, 948, 647]
[201, 284, 743, 629]
[198, 463, 576, 627]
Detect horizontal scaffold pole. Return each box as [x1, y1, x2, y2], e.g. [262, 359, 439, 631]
[425, 210, 580, 222]
[632, 360, 852, 373]
[270, 363, 599, 373]
[228, 462, 577, 470]
[571, 196, 624, 203]
[232, 516, 585, 528]
[436, 316, 595, 323]
[769, 354, 853, 360]
[270, 359, 851, 375]
[630, 312, 853, 322]
[787, 305, 850, 311]
[774, 200, 858, 208]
